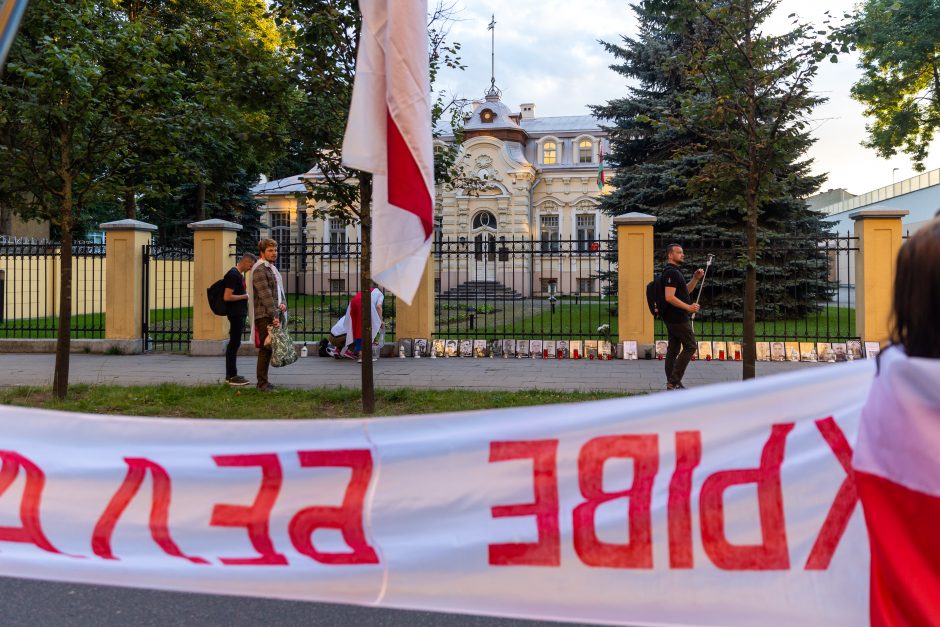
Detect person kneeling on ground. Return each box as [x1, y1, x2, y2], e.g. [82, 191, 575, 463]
[333, 286, 384, 361]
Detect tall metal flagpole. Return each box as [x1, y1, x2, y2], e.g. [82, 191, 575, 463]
[0, 0, 29, 73]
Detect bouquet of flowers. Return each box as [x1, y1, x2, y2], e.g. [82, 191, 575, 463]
[597, 324, 612, 360]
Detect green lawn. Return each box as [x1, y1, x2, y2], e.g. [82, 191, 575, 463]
[0, 384, 629, 419]
[0, 312, 105, 339]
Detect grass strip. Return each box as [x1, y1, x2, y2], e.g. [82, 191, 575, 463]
[0, 384, 630, 420]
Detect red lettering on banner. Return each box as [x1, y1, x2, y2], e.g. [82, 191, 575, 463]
[668, 431, 702, 568]
[488, 440, 560, 567]
[0, 451, 64, 555]
[288, 450, 379, 565]
[210, 454, 288, 566]
[804, 417, 859, 570]
[573, 435, 659, 568]
[700, 423, 793, 570]
[92, 458, 207, 564]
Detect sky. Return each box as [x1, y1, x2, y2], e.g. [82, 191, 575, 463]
[435, 0, 940, 196]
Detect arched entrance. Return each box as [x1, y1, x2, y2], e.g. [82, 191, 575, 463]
[471, 210, 497, 281]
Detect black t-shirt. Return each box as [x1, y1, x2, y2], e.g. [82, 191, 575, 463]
[223, 267, 248, 318]
[661, 263, 690, 323]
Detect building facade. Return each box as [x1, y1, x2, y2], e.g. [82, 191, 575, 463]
[252, 89, 612, 296]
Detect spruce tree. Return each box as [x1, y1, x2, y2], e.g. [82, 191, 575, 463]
[593, 1, 833, 324]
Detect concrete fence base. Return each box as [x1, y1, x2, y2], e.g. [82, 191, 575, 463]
[0, 339, 144, 355]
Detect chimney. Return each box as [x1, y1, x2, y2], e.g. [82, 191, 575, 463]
[520, 103, 536, 119]
[471, 99, 484, 111]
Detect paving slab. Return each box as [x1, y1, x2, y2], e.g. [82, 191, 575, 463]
[0, 352, 828, 394]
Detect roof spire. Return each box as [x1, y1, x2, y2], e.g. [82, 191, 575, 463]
[486, 14, 501, 98]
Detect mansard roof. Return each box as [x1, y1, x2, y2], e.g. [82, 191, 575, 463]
[521, 115, 605, 135]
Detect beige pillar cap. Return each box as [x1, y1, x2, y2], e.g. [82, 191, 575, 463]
[99, 219, 158, 232]
[187, 218, 243, 232]
[612, 212, 657, 226]
[849, 207, 910, 221]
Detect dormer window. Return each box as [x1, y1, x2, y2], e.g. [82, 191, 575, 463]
[480, 109, 496, 123]
[578, 139, 594, 163]
[542, 140, 557, 165]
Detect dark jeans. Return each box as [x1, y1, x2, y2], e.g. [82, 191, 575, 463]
[256, 317, 273, 387]
[225, 315, 244, 378]
[665, 320, 697, 386]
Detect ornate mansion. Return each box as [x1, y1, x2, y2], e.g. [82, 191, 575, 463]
[252, 87, 612, 297]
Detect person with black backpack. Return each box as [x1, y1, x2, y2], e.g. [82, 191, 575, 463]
[222, 252, 256, 386]
[661, 243, 704, 390]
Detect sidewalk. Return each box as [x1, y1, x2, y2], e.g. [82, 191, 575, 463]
[0, 353, 825, 394]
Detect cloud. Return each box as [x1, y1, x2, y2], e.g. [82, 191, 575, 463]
[436, 0, 940, 194]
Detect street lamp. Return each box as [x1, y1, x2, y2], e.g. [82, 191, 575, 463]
[892, 167, 900, 185]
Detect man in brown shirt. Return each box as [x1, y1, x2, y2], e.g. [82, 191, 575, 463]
[252, 239, 286, 391]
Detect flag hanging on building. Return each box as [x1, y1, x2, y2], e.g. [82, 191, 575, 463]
[342, 0, 434, 305]
[596, 145, 606, 190]
[0, 0, 30, 70]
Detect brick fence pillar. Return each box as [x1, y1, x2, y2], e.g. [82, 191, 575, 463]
[851, 208, 909, 345]
[614, 213, 657, 348]
[394, 255, 434, 343]
[100, 219, 157, 353]
[188, 219, 243, 356]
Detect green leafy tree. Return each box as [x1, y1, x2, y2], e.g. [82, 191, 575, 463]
[844, 0, 940, 170]
[595, 1, 831, 328]
[0, 0, 192, 398]
[646, 0, 830, 379]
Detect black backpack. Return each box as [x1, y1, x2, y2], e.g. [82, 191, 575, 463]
[645, 271, 666, 318]
[207, 278, 228, 316]
[317, 338, 330, 357]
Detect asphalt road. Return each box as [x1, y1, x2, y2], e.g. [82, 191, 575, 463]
[0, 576, 589, 627]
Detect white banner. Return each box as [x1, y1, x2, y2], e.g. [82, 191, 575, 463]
[0, 362, 874, 626]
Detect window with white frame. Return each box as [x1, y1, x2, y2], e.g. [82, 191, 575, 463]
[328, 218, 347, 255]
[578, 139, 593, 163]
[270, 212, 291, 270]
[542, 140, 557, 165]
[576, 213, 596, 251]
[540, 214, 560, 252]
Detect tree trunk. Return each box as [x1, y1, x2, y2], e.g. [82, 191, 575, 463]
[124, 189, 137, 220]
[742, 192, 758, 381]
[53, 215, 74, 400]
[359, 175, 375, 414]
[0, 199, 12, 236]
[195, 182, 206, 222]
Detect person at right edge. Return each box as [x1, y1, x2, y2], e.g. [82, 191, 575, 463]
[853, 217, 940, 626]
[251, 239, 286, 392]
[661, 243, 704, 390]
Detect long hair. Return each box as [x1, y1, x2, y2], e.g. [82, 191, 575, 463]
[890, 218, 940, 358]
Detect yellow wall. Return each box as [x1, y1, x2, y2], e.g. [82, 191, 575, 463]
[0, 254, 106, 320]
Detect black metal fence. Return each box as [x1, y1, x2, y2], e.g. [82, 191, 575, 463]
[434, 236, 617, 339]
[260, 241, 395, 344]
[652, 233, 859, 343]
[0, 238, 106, 339]
[142, 243, 193, 352]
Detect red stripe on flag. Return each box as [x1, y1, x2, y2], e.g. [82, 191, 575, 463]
[856, 470, 940, 627]
[387, 110, 433, 238]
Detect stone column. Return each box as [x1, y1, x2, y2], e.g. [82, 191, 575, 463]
[394, 255, 434, 344]
[614, 213, 657, 348]
[851, 208, 909, 345]
[188, 219, 243, 356]
[101, 219, 158, 353]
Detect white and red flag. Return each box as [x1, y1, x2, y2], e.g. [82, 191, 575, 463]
[853, 345, 940, 626]
[342, 0, 434, 305]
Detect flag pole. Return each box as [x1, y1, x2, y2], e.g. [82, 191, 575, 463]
[359, 174, 375, 414]
[1, 0, 30, 73]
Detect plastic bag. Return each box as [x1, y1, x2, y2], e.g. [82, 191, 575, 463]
[270, 325, 298, 367]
